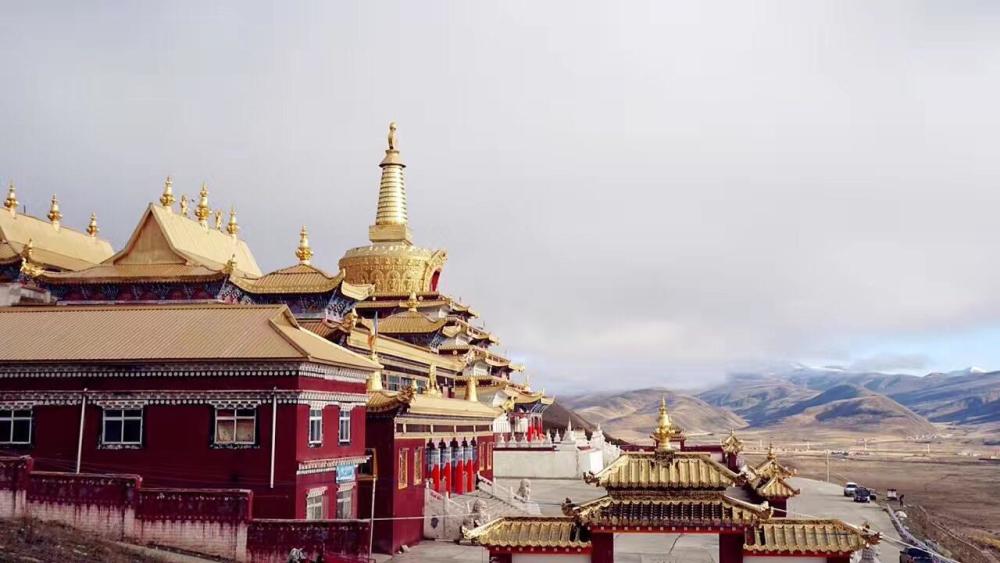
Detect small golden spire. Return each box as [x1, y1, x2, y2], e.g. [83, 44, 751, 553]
[223, 253, 237, 275]
[4, 181, 17, 215]
[21, 238, 33, 260]
[465, 375, 479, 402]
[369, 121, 412, 244]
[388, 121, 398, 150]
[767, 441, 776, 460]
[214, 209, 223, 230]
[650, 396, 676, 452]
[403, 292, 419, 312]
[179, 195, 189, 217]
[195, 183, 210, 225]
[226, 207, 239, 236]
[159, 176, 175, 208]
[425, 365, 442, 397]
[86, 213, 99, 237]
[295, 225, 314, 265]
[47, 195, 62, 227]
[367, 369, 384, 392]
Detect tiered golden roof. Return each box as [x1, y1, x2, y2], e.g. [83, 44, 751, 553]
[744, 519, 879, 554]
[230, 264, 373, 298]
[585, 451, 739, 490]
[462, 518, 590, 550]
[721, 429, 744, 454]
[565, 491, 772, 528]
[746, 443, 800, 499]
[360, 309, 448, 334]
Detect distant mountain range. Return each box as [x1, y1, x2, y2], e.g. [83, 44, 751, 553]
[547, 366, 1000, 441]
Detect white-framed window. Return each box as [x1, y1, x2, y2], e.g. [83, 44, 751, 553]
[339, 408, 351, 444]
[308, 408, 323, 445]
[306, 489, 326, 520]
[102, 408, 143, 445]
[0, 409, 32, 445]
[215, 408, 256, 445]
[335, 485, 354, 519]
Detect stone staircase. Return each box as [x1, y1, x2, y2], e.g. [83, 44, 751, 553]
[422, 476, 541, 541]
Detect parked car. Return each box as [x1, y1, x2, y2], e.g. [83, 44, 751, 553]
[853, 486, 871, 503]
[887, 488, 898, 501]
[869, 489, 877, 501]
[899, 546, 933, 562]
[843, 482, 858, 497]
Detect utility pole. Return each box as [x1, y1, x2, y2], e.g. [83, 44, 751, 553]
[825, 450, 830, 483]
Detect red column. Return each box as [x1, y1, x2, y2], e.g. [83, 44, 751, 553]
[443, 445, 452, 495]
[455, 442, 465, 495]
[719, 533, 744, 563]
[591, 532, 614, 563]
[466, 445, 475, 492]
[431, 448, 441, 492]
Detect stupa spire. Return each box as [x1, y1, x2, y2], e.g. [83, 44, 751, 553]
[195, 183, 211, 225]
[650, 396, 676, 452]
[4, 182, 18, 215]
[47, 195, 62, 228]
[160, 176, 175, 208]
[227, 208, 239, 236]
[296, 226, 313, 265]
[87, 213, 99, 237]
[369, 121, 412, 244]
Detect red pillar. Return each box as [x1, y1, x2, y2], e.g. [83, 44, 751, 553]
[443, 445, 452, 495]
[455, 442, 465, 495]
[719, 533, 744, 563]
[466, 445, 475, 492]
[591, 532, 614, 563]
[431, 447, 441, 492]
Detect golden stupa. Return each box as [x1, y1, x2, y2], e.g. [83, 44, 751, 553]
[339, 122, 447, 296]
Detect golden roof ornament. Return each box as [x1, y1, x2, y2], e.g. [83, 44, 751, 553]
[159, 176, 175, 208]
[295, 226, 314, 265]
[403, 291, 419, 312]
[179, 195, 189, 217]
[340, 308, 359, 331]
[19, 239, 42, 278]
[425, 364, 442, 397]
[4, 181, 17, 215]
[465, 375, 479, 402]
[195, 183, 211, 225]
[767, 442, 776, 460]
[223, 253, 237, 275]
[368, 121, 412, 244]
[650, 397, 676, 453]
[227, 207, 239, 236]
[214, 209, 223, 230]
[47, 195, 62, 228]
[366, 369, 384, 393]
[86, 213, 99, 237]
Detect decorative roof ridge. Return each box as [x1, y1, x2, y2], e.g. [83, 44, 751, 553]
[0, 302, 292, 314]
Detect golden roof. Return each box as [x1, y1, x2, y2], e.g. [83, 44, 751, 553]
[752, 450, 796, 481]
[0, 202, 114, 271]
[38, 263, 226, 284]
[367, 387, 500, 419]
[752, 476, 800, 499]
[463, 518, 590, 550]
[566, 491, 771, 528]
[744, 519, 878, 554]
[230, 263, 374, 298]
[585, 451, 738, 490]
[721, 429, 744, 454]
[361, 310, 447, 334]
[346, 328, 465, 372]
[0, 304, 380, 371]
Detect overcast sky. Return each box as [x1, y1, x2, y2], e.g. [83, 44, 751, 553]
[2, 2, 1000, 392]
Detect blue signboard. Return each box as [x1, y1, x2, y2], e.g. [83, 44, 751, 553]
[336, 465, 356, 484]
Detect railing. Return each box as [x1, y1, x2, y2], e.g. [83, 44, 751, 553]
[476, 474, 540, 515]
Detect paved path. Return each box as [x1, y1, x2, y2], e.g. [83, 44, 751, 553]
[383, 477, 903, 562]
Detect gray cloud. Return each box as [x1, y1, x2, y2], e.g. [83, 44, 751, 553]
[2, 2, 999, 392]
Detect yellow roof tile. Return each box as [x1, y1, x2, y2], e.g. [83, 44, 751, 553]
[566, 491, 771, 528]
[585, 451, 739, 490]
[463, 517, 590, 550]
[230, 263, 375, 297]
[744, 519, 878, 554]
[367, 387, 499, 419]
[0, 303, 378, 370]
[0, 210, 113, 271]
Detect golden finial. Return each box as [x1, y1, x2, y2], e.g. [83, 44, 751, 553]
[465, 375, 479, 402]
[295, 225, 313, 265]
[403, 292, 419, 312]
[767, 441, 776, 460]
[19, 239, 42, 278]
[47, 195, 62, 227]
[366, 369, 384, 393]
[179, 195, 189, 217]
[21, 239, 33, 260]
[86, 213, 99, 237]
[214, 209, 223, 230]
[650, 396, 676, 452]
[341, 308, 359, 331]
[159, 176, 175, 208]
[388, 121, 398, 150]
[425, 365, 442, 397]
[226, 207, 239, 236]
[4, 181, 17, 215]
[195, 182, 210, 225]
[223, 253, 237, 275]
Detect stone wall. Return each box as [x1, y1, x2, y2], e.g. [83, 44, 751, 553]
[0, 455, 370, 562]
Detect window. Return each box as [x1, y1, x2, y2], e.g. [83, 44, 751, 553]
[398, 448, 408, 489]
[306, 489, 326, 520]
[414, 447, 423, 485]
[335, 486, 353, 519]
[308, 408, 323, 445]
[478, 443, 485, 470]
[215, 408, 256, 445]
[102, 409, 142, 445]
[0, 409, 32, 445]
[338, 408, 351, 444]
